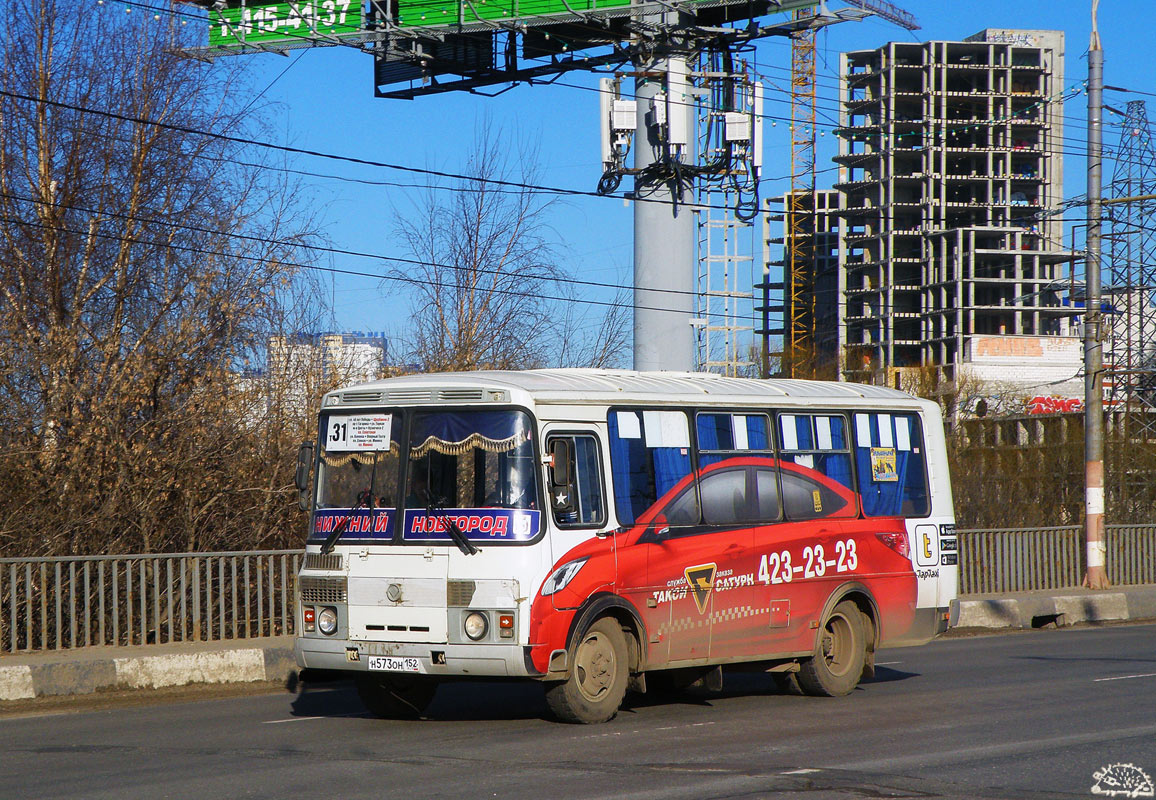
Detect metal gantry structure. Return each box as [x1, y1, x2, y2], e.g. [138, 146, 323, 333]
[1105, 99, 1156, 519]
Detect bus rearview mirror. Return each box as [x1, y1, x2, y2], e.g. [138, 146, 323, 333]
[295, 441, 314, 511]
[549, 439, 572, 486]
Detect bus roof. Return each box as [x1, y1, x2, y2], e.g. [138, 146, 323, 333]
[324, 369, 935, 410]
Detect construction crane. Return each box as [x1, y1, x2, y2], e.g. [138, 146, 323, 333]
[780, 0, 918, 379]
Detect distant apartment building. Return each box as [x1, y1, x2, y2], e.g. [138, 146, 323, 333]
[819, 28, 1082, 404]
[261, 332, 388, 414]
[268, 333, 387, 386]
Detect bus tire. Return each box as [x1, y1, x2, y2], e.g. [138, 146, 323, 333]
[355, 673, 437, 719]
[797, 600, 866, 697]
[546, 617, 628, 724]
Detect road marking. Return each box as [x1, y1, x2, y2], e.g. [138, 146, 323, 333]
[574, 721, 714, 740]
[1093, 672, 1156, 683]
[263, 712, 367, 724]
[782, 768, 820, 775]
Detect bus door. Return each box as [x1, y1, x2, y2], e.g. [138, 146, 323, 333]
[542, 427, 613, 604]
[635, 463, 769, 665]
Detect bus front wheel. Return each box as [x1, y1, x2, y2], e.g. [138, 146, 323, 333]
[355, 673, 437, 719]
[797, 600, 866, 697]
[546, 617, 629, 724]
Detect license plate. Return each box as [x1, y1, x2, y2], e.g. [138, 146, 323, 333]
[367, 655, 422, 673]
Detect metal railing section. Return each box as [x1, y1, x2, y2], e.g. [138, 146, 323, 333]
[1108, 525, 1156, 586]
[957, 527, 1082, 595]
[957, 524, 1156, 595]
[0, 550, 300, 655]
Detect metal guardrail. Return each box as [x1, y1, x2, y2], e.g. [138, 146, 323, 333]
[957, 524, 1156, 594]
[1, 526, 1154, 654]
[0, 551, 300, 655]
[1107, 524, 1156, 586]
[957, 527, 1082, 594]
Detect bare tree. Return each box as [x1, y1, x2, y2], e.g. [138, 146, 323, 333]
[0, 0, 323, 556]
[387, 130, 628, 371]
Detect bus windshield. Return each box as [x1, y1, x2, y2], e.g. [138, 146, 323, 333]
[317, 414, 401, 511]
[404, 409, 538, 511]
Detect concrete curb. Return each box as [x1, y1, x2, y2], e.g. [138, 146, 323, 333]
[953, 585, 1156, 630]
[0, 638, 297, 702]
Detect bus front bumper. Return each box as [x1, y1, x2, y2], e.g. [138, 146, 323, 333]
[295, 636, 543, 678]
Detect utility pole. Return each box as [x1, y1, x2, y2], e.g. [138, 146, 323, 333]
[633, 33, 696, 372]
[1083, 0, 1109, 589]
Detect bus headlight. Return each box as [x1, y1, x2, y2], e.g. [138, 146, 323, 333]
[317, 606, 338, 636]
[464, 611, 489, 641]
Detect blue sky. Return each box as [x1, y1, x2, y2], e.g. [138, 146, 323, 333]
[210, 0, 1156, 345]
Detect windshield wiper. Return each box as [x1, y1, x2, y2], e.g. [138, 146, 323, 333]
[424, 492, 479, 556]
[321, 489, 380, 555]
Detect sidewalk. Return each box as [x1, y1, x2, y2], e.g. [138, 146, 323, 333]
[3, 585, 1156, 702]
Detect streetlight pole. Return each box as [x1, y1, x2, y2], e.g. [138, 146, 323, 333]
[1083, 0, 1109, 589]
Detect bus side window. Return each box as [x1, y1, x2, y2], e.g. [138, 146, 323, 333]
[853, 412, 931, 518]
[547, 434, 607, 528]
[777, 412, 856, 520]
[608, 409, 695, 526]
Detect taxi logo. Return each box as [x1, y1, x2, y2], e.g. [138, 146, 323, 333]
[684, 563, 717, 615]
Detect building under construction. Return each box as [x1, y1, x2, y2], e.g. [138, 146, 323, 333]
[805, 28, 1082, 400]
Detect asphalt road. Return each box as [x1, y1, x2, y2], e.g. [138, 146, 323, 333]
[3, 624, 1155, 800]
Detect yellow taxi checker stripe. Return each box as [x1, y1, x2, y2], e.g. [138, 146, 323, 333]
[712, 606, 757, 622]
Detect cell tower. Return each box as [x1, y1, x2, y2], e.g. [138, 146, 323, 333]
[1106, 99, 1156, 518]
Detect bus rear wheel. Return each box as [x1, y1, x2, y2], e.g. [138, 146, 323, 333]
[797, 600, 866, 697]
[355, 673, 437, 719]
[546, 617, 628, 724]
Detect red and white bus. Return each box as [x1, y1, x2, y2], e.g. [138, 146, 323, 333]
[293, 369, 957, 723]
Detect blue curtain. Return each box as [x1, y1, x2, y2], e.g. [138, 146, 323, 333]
[608, 412, 643, 524]
[696, 415, 724, 450]
[747, 415, 770, 449]
[653, 448, 691, 499]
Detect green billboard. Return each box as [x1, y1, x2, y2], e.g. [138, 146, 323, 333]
[208, 1, 363, 48]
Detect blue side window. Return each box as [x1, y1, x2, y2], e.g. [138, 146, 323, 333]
[854, 412, 930, 517]
[696, 412, 771, 468]
[777, 413, 855, 520]
[608, 410, 695, 526]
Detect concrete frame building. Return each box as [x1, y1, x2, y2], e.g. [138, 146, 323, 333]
[831, 28, 1080, 398]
